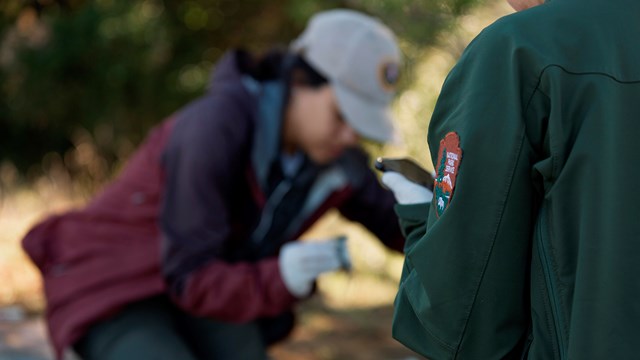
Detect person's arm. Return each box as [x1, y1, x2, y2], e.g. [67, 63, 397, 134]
[336, 149, 407, 252]
[392, 22, 546, 359]
[160, 92, 296, 322]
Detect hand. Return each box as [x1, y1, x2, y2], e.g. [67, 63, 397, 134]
[381, 172, 433, 205]
[278, 240, 345, 298]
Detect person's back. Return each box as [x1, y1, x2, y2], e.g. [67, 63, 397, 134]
[388, 0, 640, 358]
[506, 1, 640, 357]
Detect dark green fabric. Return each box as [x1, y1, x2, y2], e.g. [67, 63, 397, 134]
[74, 297, 268, 360]
[392, 0, 640, 359]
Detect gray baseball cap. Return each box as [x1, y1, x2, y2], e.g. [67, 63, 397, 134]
[291, 9, 402, 143]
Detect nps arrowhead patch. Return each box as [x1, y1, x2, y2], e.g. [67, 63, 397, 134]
[434, 132, 462, 218]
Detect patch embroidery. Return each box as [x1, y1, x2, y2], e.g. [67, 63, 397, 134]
[434, 132, 462, 218]
[378, 60, 400, 91]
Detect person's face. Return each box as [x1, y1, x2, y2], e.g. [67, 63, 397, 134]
[507, 0, 545, 11]
[283, 85, 360, 165]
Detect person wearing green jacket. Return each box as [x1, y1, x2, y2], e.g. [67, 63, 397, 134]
[382, 0, 640, 358]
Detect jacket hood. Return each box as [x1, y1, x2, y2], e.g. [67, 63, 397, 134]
[207, 50, 247, 91]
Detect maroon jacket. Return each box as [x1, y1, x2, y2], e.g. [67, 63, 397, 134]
[22, 51, 403, 359]
[22, 118, 174, 359]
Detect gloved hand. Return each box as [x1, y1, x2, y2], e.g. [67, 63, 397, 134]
[278, 240, 345, 298]
[381, 171, 433, 205]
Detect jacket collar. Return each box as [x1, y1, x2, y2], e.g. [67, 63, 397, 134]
[247, 79, 288, 191]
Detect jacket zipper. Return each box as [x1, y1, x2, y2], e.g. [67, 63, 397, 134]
[252, 180, 292, 245]
[536, 206, 566, 359]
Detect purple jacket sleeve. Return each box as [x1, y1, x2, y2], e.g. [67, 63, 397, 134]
[160, 92, 296, 322]
[337, 151, 405, 253]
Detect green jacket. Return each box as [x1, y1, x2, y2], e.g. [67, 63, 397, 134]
[392, 0, 640, 359]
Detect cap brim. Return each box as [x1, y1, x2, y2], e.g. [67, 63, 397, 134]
[334, 84, 397, 144]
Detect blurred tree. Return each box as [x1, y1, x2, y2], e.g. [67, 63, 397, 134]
[0, 0, 483, 179]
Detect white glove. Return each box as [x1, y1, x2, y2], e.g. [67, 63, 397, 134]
[278, 240, 344, 298]
[381, 172, 433, 205]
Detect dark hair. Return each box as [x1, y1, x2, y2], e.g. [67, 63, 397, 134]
[237, 48, 328, 88]
[286, 54, 329, 88]
[236, 48, 329, 119]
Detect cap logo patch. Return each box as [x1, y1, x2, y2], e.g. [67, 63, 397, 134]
[434, 132, 462, 218]
[379, 61, 400, 91]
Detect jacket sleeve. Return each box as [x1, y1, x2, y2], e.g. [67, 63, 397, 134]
[392, 21, 546, 359]
[160, 92, 296, 323]
[336, 149, 405, 252]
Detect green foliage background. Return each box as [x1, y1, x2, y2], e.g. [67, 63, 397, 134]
[0, 0, 483, 183]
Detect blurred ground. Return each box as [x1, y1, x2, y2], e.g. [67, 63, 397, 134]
[0, 1, 511, 359]
[0, 299, 417, 360]
[0, 314, 59, 360]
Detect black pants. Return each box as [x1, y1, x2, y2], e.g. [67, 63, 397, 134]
[74, 296, 271, 360]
